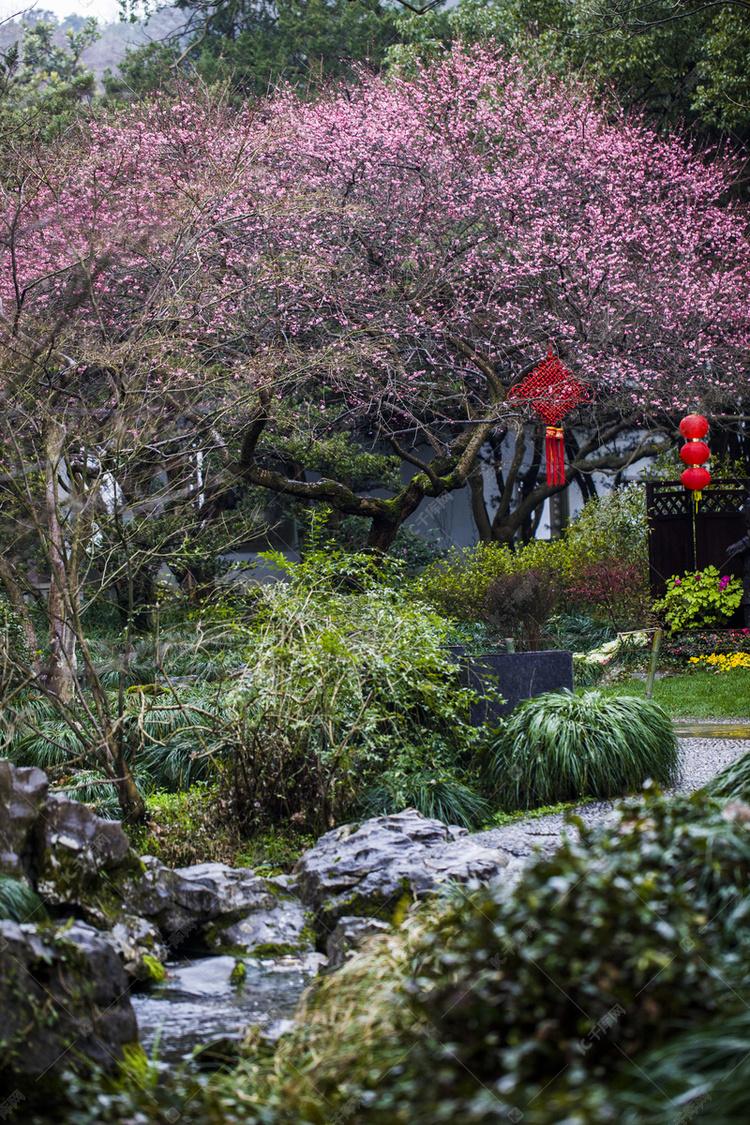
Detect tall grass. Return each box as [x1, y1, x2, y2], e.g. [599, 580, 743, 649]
[705, 748, 750, 802]
[489, 690, 679, 809]
[358, 771, 490, 828]
[0, 876, 47, 922]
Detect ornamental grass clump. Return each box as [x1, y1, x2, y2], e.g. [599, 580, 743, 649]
[489, 690, 678, 809]
[0, 876, 46, 923]
[705, 747, 750, 803]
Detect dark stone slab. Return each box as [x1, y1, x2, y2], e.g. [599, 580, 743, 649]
[452, 650, 574, 724]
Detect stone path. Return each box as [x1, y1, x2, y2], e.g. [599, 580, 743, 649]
[474, 735, 749, 862]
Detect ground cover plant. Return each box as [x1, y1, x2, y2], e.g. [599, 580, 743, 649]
[659, 628, 750, 667]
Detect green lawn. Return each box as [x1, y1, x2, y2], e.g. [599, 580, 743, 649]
[595, 668, 750, 719]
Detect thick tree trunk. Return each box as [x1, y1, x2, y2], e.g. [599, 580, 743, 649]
[366, 481, 427, 552]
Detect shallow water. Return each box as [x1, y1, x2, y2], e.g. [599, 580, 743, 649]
[674, 723, 750, 739]
[131, 953, 325, 1065]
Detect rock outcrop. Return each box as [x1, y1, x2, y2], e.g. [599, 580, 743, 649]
[0, 760, 48, 882]
[37, 792, 133, 904]
[325, 914, 391, 967]
[1, 765, 513, 968]
[294, 808, 510, 941]
[129, 858, 314, 956]
[0, 760, 518, 1102]
[0, 919, 138, 1097]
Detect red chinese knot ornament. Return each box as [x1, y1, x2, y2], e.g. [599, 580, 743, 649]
[679, 413, 710, 502]
[507, 347, 593, 486]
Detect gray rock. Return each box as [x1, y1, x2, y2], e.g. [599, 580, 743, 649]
[100, 912, 169, 982]
[131, 858, 281, 947]
[294, 808, 510, 939]
[210, 897, 314, 956]
[0, 918, 138, 1097]
[326, 915, 390, 967]
[0, 759, 48, 881]
[36, 793, 131, 903]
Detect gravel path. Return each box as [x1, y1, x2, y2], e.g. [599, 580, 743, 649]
[473, 736, 750, 861]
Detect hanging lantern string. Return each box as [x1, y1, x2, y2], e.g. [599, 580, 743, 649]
[508, 347, 593, 487]
[679, 414, 710, 505]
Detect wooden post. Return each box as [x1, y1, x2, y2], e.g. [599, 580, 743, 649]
[644, 629, 663, 700]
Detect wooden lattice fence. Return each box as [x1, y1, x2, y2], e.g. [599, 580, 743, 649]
[646, 480, 750, 605]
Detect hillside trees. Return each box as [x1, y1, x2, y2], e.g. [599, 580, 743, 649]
[391, 0, 750, 134]
[0, 13, 99, 124]
[114, 0, 407, 96]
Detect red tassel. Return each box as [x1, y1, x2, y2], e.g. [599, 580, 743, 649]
[555, 428, 565, 485]
[545, 427, 554, 486]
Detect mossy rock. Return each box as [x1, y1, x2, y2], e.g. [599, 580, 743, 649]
[0, 918, 138, 1099]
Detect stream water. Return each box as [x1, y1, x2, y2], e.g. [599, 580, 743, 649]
[131, 953, 326, 1065]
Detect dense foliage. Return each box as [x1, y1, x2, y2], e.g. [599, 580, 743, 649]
[654, 566, 744, 631]
[116, 0, 404, 95]
[4, 555, 481, 832]
[50, 787, 750, 1124]
[416, 484, 651, 634]
[391, 0, 750, 133]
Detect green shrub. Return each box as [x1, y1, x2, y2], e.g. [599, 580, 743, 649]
[488, 690, 678, 809]
[225, 550, 478, 832]
[484, 567, 559, 650]
[415, 539, 566, 623]
[654, 567, 743, 632]
[219, 788, 750, 1125]
[560, 483, 647, 575]
[402, 791, 750, 1120]
[415, 487, 648, 629]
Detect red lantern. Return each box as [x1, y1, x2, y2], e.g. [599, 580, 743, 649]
[679, 413, 710, 502]
[681, 465, 711, 492]
[679, 414, 709, 440]
[680, 440, 710, 467]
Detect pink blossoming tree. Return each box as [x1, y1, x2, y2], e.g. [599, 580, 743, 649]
[0, 52, 748, 818]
